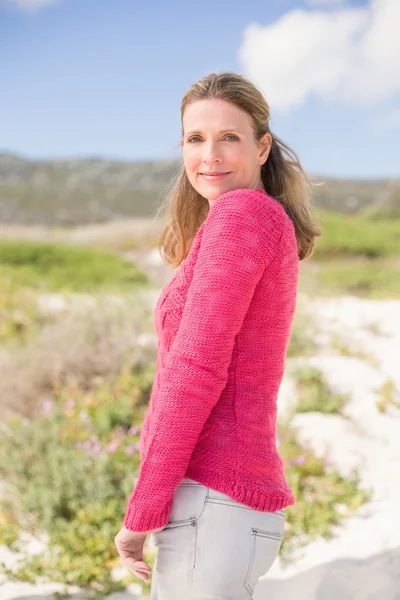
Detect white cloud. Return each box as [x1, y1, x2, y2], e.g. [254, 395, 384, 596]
[2, 0, 63, 12]
[239, 0, 400, 114]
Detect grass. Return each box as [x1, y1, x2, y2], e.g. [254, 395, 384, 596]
[374, 378, 400, 413]
[0, 273, 41, 347]
[299, 260, 400, 299]
[329, 334, 380, 368]
[1, 212, 400, 300]
[0, 240, 149, 293]
[286, 305, 320, 358]
[288, 364, 350, 416]
[278, 418, 372, 562]
[313, 209, 400, 260]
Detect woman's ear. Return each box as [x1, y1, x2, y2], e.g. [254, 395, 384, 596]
[258, 133, 272, 165]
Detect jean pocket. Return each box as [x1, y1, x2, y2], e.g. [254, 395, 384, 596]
[161, 518, 197, 531]
[155, 483, 208, 534]
[243, 527, 285, 598]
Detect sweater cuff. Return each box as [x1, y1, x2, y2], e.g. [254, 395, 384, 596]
[123, 499, 172, 533]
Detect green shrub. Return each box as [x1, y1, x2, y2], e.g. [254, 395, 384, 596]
[314, 210, 400, 260]
[278, 418, 373, 561]
[286, 307, 320, 358]
[0, 360, 372, 596]
[0, 272, 45, 346]
[289, 364, 349, 415]
[315, 262, 400, 299]
[375, 378, 400, 413]
[0, 362, 154, 598]
[0, 240, 149, 292]
[330, 334, 380, 367]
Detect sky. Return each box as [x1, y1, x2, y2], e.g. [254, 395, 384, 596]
[1, 0, 399, 178]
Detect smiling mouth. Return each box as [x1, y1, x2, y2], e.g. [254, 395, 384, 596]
[200, 172, 231, 177]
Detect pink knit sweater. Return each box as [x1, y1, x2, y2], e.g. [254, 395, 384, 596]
[123, 187, 299, 532]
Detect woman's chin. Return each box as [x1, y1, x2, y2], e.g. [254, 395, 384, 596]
[198, 182, 235, 201]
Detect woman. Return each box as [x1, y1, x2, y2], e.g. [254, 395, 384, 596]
[114, 71, 321, 599]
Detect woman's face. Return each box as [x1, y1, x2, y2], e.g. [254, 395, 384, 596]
[181, 98, 272, 205]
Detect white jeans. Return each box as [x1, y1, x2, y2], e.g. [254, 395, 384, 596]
[150, 477, 285, 599]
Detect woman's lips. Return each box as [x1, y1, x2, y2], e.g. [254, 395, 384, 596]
[200, 172, 231, 181]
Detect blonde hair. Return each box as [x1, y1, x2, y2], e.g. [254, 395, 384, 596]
[156, 71, 322, 266]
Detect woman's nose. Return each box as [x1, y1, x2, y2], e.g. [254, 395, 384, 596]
[202, 142, 222, 163]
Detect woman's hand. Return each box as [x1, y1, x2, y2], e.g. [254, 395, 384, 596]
[114, 525, 153, 583]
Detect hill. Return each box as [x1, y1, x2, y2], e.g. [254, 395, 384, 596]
[0, 152, 398, 225]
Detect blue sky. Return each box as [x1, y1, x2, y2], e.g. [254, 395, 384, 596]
[1, 0, 399, 178]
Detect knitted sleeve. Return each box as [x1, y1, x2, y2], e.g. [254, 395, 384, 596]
[123, 188, 285, 532]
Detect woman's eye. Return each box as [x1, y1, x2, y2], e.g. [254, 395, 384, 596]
[187, 135, 239, 143]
